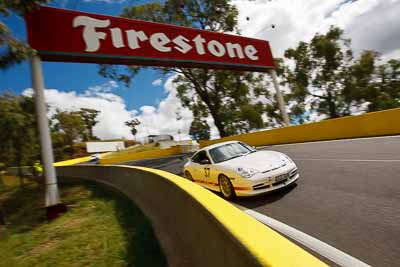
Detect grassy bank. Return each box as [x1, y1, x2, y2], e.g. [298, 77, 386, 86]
[0, 177, 166, 267]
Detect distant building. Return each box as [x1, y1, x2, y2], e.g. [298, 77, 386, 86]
[147, 134, 174, 143]
[86, 141, 125, 153]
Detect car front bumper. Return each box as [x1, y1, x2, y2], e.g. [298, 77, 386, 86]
[235, 172, 299, 197]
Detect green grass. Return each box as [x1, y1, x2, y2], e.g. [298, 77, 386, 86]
[0, 177, 166, 267]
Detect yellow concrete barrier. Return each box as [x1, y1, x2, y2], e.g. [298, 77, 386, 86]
[54, 153, 110, 166]
[200, 108, 400, 148]
[99, 146, 182, 165]
[54, 156, 92, 166]
[57, 165, 327, 267]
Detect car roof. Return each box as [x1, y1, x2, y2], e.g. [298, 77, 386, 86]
[201, 140, 241, 151]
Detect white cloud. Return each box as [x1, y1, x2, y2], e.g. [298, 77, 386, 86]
[134, 75, 220, 141]
[234, 0, 400, 59]
[23, 81, 136, 140]
[21, 78, 215, 142]
[151, 78, 163, 86]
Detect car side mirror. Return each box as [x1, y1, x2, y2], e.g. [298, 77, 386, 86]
[200, 159, 210, 165]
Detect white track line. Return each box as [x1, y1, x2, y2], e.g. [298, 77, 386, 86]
[235, 204, 372, 267]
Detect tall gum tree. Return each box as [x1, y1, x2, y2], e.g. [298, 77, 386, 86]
[100, 0, 267, 137]
[283, 26, 400, 119]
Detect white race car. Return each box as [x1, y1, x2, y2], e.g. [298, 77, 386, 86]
[183, 141, 299, 199]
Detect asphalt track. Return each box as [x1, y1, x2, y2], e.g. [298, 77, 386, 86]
[122, 136, 400, 267]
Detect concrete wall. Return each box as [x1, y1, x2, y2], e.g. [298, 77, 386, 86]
[56, 165, 326, 267]
[99, 146, 182, 165]
[200, 108, 400, 148]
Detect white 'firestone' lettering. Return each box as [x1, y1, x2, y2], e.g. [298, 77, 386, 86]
[244, 45, 259, 60]
[192, 34, 206, 55]
[207, 40, 226, 57]
[150, 33, 172, 52]
[110, 28, 124, 48]
[73, 16, 110, 52]
[173, 35, 192, 54]
[226, 42, 245, 59]
[73, 16, 260, 61]
[126, 30, 148, 49]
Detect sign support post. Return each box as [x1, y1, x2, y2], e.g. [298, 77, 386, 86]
[31, 55, 66, 220]
[270, 69, 290, 126]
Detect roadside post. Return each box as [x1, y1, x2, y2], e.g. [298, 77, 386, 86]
[270, 69, 290, 126]
[31, 55, 66, 220]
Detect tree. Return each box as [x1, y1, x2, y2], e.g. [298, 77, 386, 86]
[284, 26, 354, 119]
[0, 1, 50, 69]
[52, 110, 85, 156]
[0, 93, 40, 184]
[340, 50, 379, 114]
[100, 0, 266, 137]
[125, 119, 141, 140]
[189, 118, 210, 141]
[283, 26, 400, 120]
[366, 59, 400, 111]
[77, 108, 100, 141]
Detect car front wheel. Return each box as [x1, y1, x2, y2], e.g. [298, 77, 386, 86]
[185, 171, 194, 182]
[219, 175, 235, 200]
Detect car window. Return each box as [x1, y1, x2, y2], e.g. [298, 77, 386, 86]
[209, 142, 252, 163]
[191, 152, 200, 163]
[191, 150, 210, 163]
[239, 142, 256, 152]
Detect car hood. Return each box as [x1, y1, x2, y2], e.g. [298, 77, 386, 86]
[218, 150, 286, 172]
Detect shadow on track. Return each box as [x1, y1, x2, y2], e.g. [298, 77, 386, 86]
[232, 183, 298, 209]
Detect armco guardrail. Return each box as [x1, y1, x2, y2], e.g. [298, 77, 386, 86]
[100, 146, 182, 165]
[56, 165, 327, 267]
[200, 108, 400, 148]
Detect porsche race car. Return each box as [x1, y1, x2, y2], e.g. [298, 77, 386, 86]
[183, 141, 299, 199]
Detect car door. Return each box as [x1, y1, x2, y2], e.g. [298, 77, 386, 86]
[189, 152, 202, 181]
[199, 151, 214, 189]
[205, 150, 220, 190]
[196, 151, 213, 189]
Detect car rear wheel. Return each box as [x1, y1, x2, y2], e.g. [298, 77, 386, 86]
[185, 171, 194, 182]
[219, 175, 235, 199]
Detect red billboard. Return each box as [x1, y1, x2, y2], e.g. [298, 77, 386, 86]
[26, 6, 275, 71]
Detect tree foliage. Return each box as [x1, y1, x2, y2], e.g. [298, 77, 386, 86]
[283, 26, 353, 119]
[283, 26, 400, 120]
[77, 108, 100, 141]
[0, 0, 51, 69]
[189, 118, 210, 141]
[0, 93, 40, 169]
[125, 118, 141, 138]
[52, 110, 86, 156]
[100, 0, 266, 138]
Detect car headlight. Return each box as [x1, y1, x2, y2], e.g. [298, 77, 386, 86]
[280, 154, 293, 163]
[237, 167, 259, 178]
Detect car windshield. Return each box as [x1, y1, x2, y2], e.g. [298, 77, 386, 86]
[209, 142, 255, 163]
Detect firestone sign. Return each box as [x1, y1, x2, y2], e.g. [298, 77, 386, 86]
[26, 6, 275, 71]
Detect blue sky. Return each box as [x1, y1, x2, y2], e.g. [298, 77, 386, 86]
[0, 0, 166, 110]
